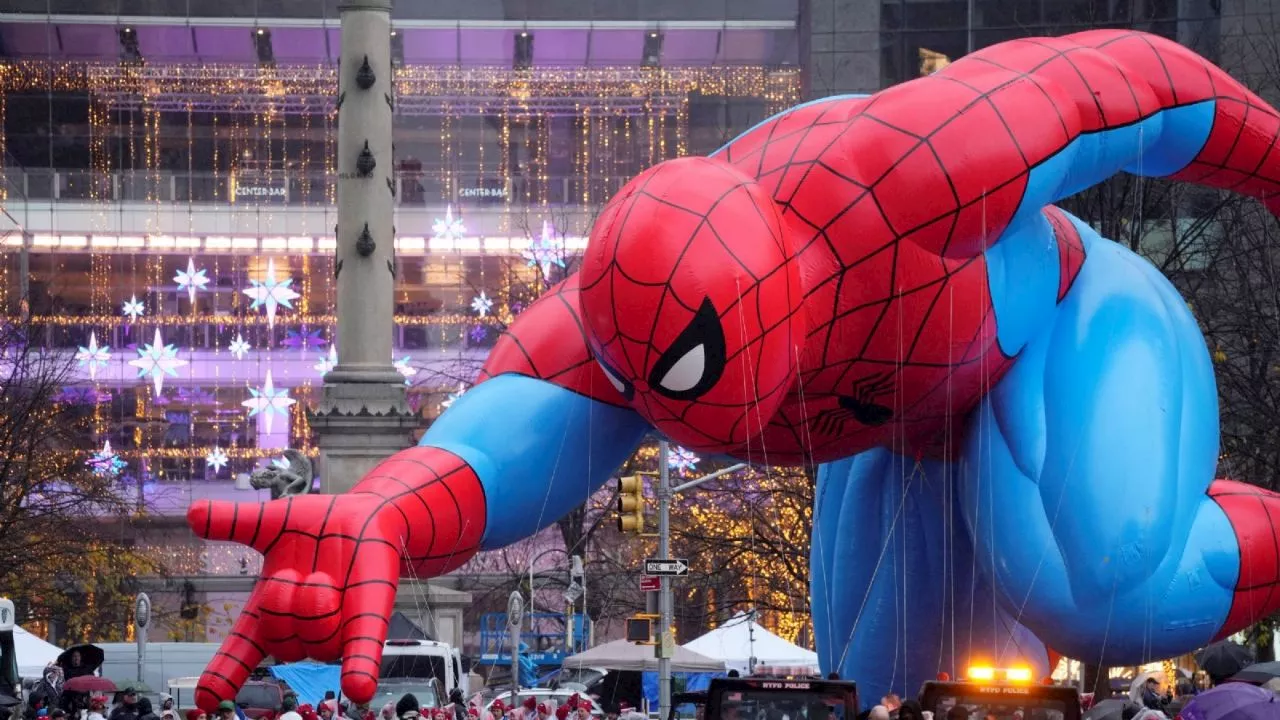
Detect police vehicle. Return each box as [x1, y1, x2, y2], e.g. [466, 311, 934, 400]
[918, 666, 1081, 720]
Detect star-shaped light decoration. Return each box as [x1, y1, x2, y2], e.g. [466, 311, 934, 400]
[228, 334, 252, 360]
[174, 257, 210, 304]
[441, 383, 466, 410]
[242, 370, 295, 434]
[394, 356, 417, 385]
[122, 295, 145, 321]
[75, 332, 111, 380]
[282, 327, 326, 352]
[667, 446, 701, 474]
[523, 221, 568, 278]
[468, 324, 487, 344]
[432, 204, 466, 242]
[128, 329, 187, 395]
[88, 440, 126, 478]
[314, 345, 338, 376]
[242, 259, 300, 328]
[470, 292, 494, 318]
[205, 447, 230, 474]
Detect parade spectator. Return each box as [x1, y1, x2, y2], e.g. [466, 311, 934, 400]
[945, 707, 967, 720]
[134, 698, 158, 720]
[483, 701, 505, 720]
[448, 691, 467, 720]
[880, 696, 902, 714]
[868, 707, 890, 720]
[215, 701, 237, 720]
[278, 697, 301, 720]
[158, 697, 178, 720]
[185, 711, 206, 720]
[87, 697, 108, 720]
[109, 690, 139, 720]
[394, 695, 420, 720]
[379, 704, 395, 720]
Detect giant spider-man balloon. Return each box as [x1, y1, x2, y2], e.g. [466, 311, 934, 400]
[190, 30, 1280, 709]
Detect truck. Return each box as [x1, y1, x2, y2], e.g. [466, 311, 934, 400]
[97, 643, 222, 695]
[917, 666, 1081, 720]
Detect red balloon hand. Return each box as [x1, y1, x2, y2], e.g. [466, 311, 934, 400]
[187, 493, 405, 710]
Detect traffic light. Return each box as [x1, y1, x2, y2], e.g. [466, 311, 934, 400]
[626, 616, 655, 645]
[616, 475, 645, 534]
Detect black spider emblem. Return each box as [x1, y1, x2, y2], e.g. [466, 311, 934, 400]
[813, 371, 896, 435]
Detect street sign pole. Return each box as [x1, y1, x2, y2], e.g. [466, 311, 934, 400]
[657, 439, 672, 720]
[135, 593, 151, 687]
[507, 591, 524, 707]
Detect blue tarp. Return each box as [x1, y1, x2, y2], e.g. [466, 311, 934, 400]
[641, 672, 722, 707]
[269, 662, 342, 707]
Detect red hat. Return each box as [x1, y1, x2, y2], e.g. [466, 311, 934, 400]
[619, 702, 632, 712]
[299, 706, 314, 715]
[567, 696, 581, 711]
[302, 713, 320, 720]
[536, 705, 548, 716]
[187, 711, 204, 720]
[522, 698, 537, 712]
[554, 709, 569, 720]
[492, 701, 506, 713]
[467, 710, 479, 718]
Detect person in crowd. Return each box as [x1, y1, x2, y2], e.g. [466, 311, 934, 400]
[483, 700, 505, 720]
[378, 704, 395, 720]
[134, 698, 158, 720]
[158, 696, 178, 720]
[185, 711, 206, 720]
[215, 701, 237, 720]
[109, 689, 139, 720]
[300, 708, 319, 720]
[897, 700, 926, 720]
[318, 705, 333, 720]
[466, 709, 478, 720]
[278, 696, 302, 720]
[1140, 678, 1167, 711]
[552, 708, 568, 720]
[945, 707, 967, 720]
[868, 708, 890, 720]
[86, 697, 109, 720]
[448, 690, 467, 720]
[880, 696, 901, 715]
[394, 694, 421, 720]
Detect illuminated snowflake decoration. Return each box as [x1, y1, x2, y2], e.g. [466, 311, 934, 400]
[242, 370, 296, 434]
[228, 334, 252, 360]
[88, 440, 127, 478]
[394, 355, 417, 385]
[122, 295, 145, 321]
[523, 221, 567, 277]
[242, 259, 300, 327]
[441, 383, 466, 410]
[470, 292, 494, 318]
[174, 257, 210, 304]
[314, 345, 338, 376]
[667, 446, 701, 474]
[205, 447, 230, 474]
[468, 324, 488, 344]
[129, 329, 187, 395]
[75, 332, 111, 380]
[432, 204, 466, 242]
[282, 327, 326, 352]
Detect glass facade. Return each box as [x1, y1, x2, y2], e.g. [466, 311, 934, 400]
[0, 45, 800, 499]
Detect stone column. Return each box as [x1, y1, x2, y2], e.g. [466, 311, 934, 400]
[310, 0, 418, 493]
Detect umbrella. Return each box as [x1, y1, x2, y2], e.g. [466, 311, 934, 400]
[0, 694, 19, 708]
[57, 644, 105, 677]
[1180, 682, 1275, 720]
[63, 676, 117, 693]
[1082, 698, 1132, 720]
[1218, 698, 1279, 719]
[1261, 678, 1280, 692]
[1197, 642, 1256, 683]
[1229, 662, 1280, 686]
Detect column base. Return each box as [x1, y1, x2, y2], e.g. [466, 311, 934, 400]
[309, 380, 420, 493]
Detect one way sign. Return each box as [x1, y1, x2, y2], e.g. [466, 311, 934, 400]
[644, 558, 690, 577]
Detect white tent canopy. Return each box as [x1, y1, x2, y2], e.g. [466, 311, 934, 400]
[15, 626, 62, 678]
[683, 613, 819, 675]
[563, 639, 725, 673]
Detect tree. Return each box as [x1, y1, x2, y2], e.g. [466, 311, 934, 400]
[0, 315, 163, 641]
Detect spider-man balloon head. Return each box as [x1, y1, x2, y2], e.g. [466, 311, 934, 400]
[579, 156, 806, 454]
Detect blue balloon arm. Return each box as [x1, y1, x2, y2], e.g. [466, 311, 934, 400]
[419, 373, 651, 550]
